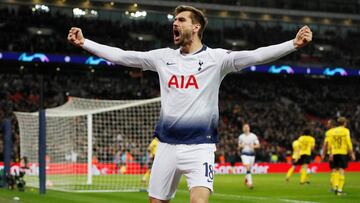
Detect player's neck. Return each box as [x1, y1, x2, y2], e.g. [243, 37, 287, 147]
[180, 38, 203, 55]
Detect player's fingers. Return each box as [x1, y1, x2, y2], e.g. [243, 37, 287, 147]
[300, 32, 311, 38]
[297, 29, 307, 38]
[70, 27, 79, 31]
[67, 34, 77, 43]
[302, 33, 312, 40]
[298, 27, 306, 33]
[69, 27, 79, 34]
[67, 33, 73, 40]
[73, 27, 81, 34]
[304, 36, 312, 42]
[301, 25, 310, 31]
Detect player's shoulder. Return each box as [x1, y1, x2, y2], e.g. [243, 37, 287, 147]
[305, 135, 315, 141]
[342, 127, 350, 133]
[148, 47, 177, 55]
[333, 126, 349, 134]
[250, 132, 258, 138]
[210, 47, 233, 55]
[325, 128, 333, 135]
[205, 47, 232, 59]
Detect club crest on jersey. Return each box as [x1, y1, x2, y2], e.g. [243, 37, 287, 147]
[168, 75, 199, 89]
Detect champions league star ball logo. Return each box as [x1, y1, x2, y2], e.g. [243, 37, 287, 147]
[85, 56, 113, 66]
[323, 67, 348, 76]
[268, 65, 294, 74]
[18, 53, 49, 62]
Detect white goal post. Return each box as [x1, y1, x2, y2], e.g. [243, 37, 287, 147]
[15, 97, 161, 192]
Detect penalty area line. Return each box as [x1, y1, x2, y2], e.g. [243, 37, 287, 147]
[177, 190, 320, 203]
[279, 199, 319, 203]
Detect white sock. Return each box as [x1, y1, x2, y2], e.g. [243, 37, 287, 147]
[247, 173, 253, 185]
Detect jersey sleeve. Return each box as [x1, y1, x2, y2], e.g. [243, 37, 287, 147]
[254, 135, 260, 145]
[292, 141, 296, 150]
[311, 137, 315, 148]
[220, 40, 296, 75]
[83, 39, 158, 71]
[238, 135, 243, 145]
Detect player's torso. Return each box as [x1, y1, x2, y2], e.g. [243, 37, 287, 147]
[299, 136, 314, 155]
[155, 49, 221, 116]
[239, 133, 257, 153]
[330, 127, 350, 154]
[152, 47, 225, 144]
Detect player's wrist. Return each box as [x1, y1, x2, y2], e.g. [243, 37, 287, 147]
[79, 38, 85, 47]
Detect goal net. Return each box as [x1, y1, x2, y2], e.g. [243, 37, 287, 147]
[15, 97, 161, 192]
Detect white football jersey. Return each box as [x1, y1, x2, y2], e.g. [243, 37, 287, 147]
[83, 39, 295, 144]
[238, 133, 259, 155]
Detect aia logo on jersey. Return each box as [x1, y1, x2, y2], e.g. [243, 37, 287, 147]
[168, 75, 199, 89]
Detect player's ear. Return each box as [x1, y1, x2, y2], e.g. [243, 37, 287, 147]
[193, 23, 201, 33]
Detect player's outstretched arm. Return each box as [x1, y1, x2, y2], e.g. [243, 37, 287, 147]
[67, 27, 155, 70]
[223, 25, 313, 72]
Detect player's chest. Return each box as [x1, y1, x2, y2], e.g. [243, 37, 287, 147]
[158, 58, 219, 90]
[161, 57, 217, 74]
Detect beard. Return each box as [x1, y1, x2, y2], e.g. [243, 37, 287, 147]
[174, 29, 193, 47]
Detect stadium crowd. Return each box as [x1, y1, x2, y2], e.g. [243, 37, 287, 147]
[0, 6, 360, 68]
[0, 4, 359, 164]
[167, 0, 360, 14]
[1, 71, 359, 164]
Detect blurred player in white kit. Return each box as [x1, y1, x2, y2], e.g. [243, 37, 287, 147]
[238, 123, 260, 189]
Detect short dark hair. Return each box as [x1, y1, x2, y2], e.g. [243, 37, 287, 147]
[174, 5, 208, 39]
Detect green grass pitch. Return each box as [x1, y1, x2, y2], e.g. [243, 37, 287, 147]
[1, 173, 359, 203]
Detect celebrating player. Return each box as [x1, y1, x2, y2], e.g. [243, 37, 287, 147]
[68, 5, 312, 203]
[297, 129, 315, 184]
[238, 123, 260, 189]
[328, 117, 356, 195]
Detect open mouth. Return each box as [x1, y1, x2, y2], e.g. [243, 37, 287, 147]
[173, 29, 180, 41]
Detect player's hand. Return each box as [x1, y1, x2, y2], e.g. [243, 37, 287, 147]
[320, 153, 325, 161]
[351, 153, 356, 161]
[68, 27, 85, 47]
[293, 25, 312, 48]
[329, 154, 333, 162]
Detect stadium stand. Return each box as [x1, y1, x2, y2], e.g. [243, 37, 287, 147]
[0, 2, 359, 164]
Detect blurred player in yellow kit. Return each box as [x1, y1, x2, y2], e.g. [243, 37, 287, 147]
[286, 138, 300, 181]
[328, 117, 356, 195]
[297, 129, 315, 184]
[142, 138, 159, 182]
[321, 119, 337, 190]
